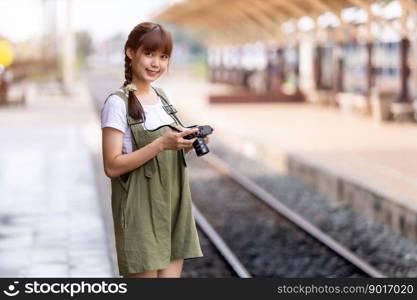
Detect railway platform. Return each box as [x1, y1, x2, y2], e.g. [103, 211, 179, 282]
[0, 81, 114, 277]
[159, 68, 417, 242]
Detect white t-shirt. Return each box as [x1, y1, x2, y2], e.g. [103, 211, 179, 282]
[100, 88, 177, 154]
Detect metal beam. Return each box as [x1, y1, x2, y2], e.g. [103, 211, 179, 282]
[270, 0, 310, 18]
[232, 0, 283, 41]
[176, 5, 267, 44]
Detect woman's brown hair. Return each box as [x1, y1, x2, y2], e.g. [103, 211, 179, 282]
[123, 22, 173, 121]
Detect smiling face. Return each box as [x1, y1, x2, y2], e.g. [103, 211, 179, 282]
[124, 24, 173, 86]
[127, 46, 170, 83]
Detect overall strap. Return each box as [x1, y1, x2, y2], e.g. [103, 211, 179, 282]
[151, 86, 188, 168]
[107, 90, 143, 150]
[107, 89, 155, 179]
[151, 86, 183, 126]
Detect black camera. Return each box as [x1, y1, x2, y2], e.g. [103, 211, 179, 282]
[183, 125, 214, 156]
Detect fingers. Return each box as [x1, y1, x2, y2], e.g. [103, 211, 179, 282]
[178, 127, 199, 138]
[181, 137, 197, 147]
[179, 136, 197, 149]
[165, 125, 217, 150]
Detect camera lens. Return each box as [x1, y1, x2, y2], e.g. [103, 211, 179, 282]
[193, 137, 209, 156]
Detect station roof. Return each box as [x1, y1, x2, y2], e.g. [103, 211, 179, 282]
[153, 0, 406, 46]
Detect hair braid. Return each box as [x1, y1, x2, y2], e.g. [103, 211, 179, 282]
[123, 56, 132, 87]
[122, 54, 145, 122]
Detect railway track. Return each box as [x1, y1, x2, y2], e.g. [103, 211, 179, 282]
[190, 206, 251, 278]
[187, 153, 387, 278]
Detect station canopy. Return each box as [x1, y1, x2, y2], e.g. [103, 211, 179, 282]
[153, 0, 409, 46]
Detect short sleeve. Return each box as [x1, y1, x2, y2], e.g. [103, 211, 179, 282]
[100, 94, 127, 134]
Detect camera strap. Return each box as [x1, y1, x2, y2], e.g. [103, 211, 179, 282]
[151, 86, 184, 127]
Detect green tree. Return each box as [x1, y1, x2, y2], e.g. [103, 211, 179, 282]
[75, 31, 93, 67]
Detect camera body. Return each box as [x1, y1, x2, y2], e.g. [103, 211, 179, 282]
[183, 125, 213, 156]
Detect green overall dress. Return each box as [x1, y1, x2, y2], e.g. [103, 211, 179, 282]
[106, 86, 204, 275]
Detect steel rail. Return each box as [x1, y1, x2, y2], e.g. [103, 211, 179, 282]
[201, 153, 386, 278]
[192, 203, 252, 278]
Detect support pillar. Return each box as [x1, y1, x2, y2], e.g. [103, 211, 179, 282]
[396, 37, 411, 102]
[276, 47, 285, 90]
[366, 42, 374, 96]
[392, 37, 414, 121]
[62, 0, 75, 95]
[333, 43, 344, 94]
[313, 45, 322, 90]
[294, 44, 301, 93]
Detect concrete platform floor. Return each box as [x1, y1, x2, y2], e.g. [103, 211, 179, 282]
[0, 81, 113, 277]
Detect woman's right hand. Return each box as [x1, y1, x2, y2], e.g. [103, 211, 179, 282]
[157, 127, 199, 151]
